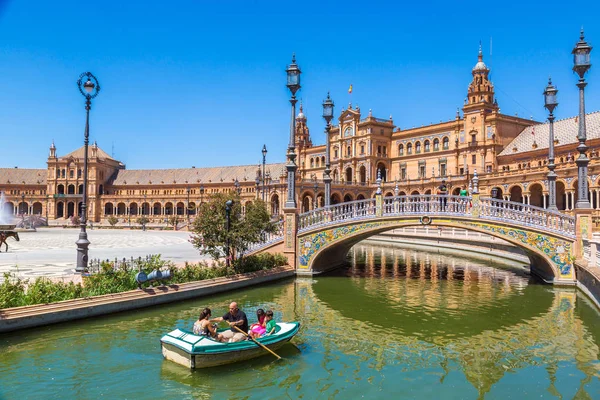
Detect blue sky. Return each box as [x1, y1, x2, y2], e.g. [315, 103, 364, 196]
[0, 0, 598, 169]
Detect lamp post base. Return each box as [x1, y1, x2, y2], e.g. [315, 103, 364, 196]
[75, 233, 90, 273]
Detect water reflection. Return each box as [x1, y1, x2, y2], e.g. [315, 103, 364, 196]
[0, 243, 599, 399]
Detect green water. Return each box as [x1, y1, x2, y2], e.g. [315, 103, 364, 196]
[1, 243, 599, 399]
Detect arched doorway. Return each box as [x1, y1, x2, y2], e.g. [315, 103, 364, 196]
[376, 163, 387, 182]
[271, 194, 280, 215]
[359, 166, 366, 183]
[302, 195, 311, 212]
[510, 186, 523, 203]
[529, 184, 543, 208]
[343, 194, 353, 202]
[57, 185, 65, 195]
[57, 202, 64, 218]
[68, 185, 75, 195]
[78, 184, 84, 194]
[331, 193, 341, 205]
[18, 202, 28, 215]
[165, 202, 173, 215]
[130, 203, 139, 216]
[491, 187, 503, 199]
[153, 202, 162, 215]
[117, 202, 126, 215]
[67, 202, 75, 217]
[104, 203, 114, 215]
[556, 181, 566, 211]
[32, 202, 42, 215]
[176, 202, 184, 216]
[357, 194, 365, 200]
[345, 168, 353, 183]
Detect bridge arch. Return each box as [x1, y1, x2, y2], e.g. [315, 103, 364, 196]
[299, 218, 571, 283]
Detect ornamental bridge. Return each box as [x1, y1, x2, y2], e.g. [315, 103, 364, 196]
[247, 192, 591, 284]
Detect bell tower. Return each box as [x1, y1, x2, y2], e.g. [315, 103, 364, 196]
[463, 43, 499, 114]
[295, 102, 312, 150]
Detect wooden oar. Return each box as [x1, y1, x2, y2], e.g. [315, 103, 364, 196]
[233, 325, 281, 360]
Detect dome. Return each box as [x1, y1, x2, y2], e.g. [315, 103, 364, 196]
[472, 43, 488, 72]
[296, 103, 306, 121]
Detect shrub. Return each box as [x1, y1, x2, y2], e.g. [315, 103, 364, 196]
[0, 273, 26, 308]
[107, 216, 118, 227]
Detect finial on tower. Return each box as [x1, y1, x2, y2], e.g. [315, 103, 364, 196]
[376, 169, 382, 195]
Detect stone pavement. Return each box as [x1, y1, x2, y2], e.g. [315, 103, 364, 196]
[0, 228, 210, 281]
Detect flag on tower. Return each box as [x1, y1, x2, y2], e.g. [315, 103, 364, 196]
[348, 84, 353, 94]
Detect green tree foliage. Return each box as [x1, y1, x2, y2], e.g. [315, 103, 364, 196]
[107, 215, 119, 227]
[136, 216, 150, 229]
[189, 192, 276, 266]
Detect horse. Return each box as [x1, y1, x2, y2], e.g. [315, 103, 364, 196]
[0, 231, 20, 252]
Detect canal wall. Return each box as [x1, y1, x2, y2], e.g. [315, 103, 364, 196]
[0, 266, 294, 334]
[574, 262, 600, 309]
[368, 227, 530, 265]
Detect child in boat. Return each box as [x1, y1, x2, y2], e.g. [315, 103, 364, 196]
[249, 308, 266, 339]
[263, 310, 277, 336]
[193, 308, 225, 342]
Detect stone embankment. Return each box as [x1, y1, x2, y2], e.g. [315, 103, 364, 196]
[0, 266, 294, 333]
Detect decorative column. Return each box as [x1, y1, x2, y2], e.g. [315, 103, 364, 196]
[471, 169, 480, 217]
[571, 30, 593, 262]
[283, 55, 301, 269]
[322, 93, 334, 207]
[375, 169, 383, 217]
[544, 78, 559, 211]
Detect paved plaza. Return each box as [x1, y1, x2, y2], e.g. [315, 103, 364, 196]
[0, 228, 209, 280]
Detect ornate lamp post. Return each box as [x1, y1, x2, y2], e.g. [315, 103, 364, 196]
[262, 145, 267, 202]
[225, 200, 233, 269]
[200, 184, 205, 204]
[285, 55, 301, 209]
[572, 30, 592, 209]
[313, 179, 319, 209]
[234, 178, 241, 195]
[255, 175, 260, 200]
[75, 72, 100, 273]
[20, 193, 25, 224]
[186, 186, 191, 223]
[544, 78, 559, 211]
[322, 92, 334, 206]
[143, 193, 147, 231]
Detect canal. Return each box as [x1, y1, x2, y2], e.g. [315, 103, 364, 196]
[0, 242, 599, 399]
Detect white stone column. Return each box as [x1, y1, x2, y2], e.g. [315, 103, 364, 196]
[543, 195, 547, 209]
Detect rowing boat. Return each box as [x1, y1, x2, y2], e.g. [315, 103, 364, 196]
[160, 322, 300, 369]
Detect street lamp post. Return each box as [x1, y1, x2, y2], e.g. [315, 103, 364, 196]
[255, 176, 260, 200]
[322, 92, 334, 206]
[544, 78, 559, 211]
[200, 185, 205, 204]
[262, 145, 267, 202]
[572, 29, 592, 209]
[313, 180, 318, 209]
[234, 178, 241, 195]
[143, 194, 147, 231]
[225, 200, 233, 270]
[75, 72, 100, 273]
[20, 193, 25, 225]
[285, 55, 301, 209]
[186, 186, 190, 224]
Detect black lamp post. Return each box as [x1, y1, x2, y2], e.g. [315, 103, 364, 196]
[262, 145, 267, 202]
[573, 29, 592, 209]
[225, 200, 233, 270]
[313, 180, 319, 209]
[200, 184, 205, 204]
[285, 55, 301, 209]
[186, 186, 190, 223]
[20, 193, 25, 223]
[322, 92, 334, 206]
[234, 178, 241, 195]
[143, 193, 147, 231]
[255, 175, 260, 200]
[75, 72, 100, 273]
[544, 78, 559, 211]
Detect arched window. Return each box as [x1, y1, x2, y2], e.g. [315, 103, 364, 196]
[424, 140, 430, 152]
[310, 158, 314, 168]
[69, 170, 74, 178]
[433, 138, 440, 151]
[415, 141, 421, 154]
[407, 143, 413, 154]
[347, 146, 351, 157]
[398, 144, 404, 156]
[442, 137, 449, 150]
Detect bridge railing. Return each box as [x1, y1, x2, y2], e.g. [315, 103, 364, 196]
[245, 220, 284, 253]
[297, 195, 575, 237]
[299, 198, 377, 231]
[478, 197, 575, 236]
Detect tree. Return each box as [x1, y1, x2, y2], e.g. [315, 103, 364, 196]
[168, 216, 179, 229]
[136, 216, 149, 230]
[190, 192, 275, 268]
[107, 216, 118, 227]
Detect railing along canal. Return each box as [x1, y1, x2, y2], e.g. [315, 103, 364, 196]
[245, 220, 284, 253]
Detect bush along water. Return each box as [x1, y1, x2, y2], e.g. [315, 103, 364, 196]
[0, 253, 288, 309]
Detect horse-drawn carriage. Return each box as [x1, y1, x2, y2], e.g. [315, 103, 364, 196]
[0, 224, 19, 252]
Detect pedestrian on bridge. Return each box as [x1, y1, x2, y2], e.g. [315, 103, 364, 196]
[438, 180, 449, 210]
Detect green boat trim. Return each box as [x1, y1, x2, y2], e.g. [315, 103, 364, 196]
[160, 322, 300, 355]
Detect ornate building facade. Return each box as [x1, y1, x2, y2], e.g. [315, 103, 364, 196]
[1, 47, 599, 225]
